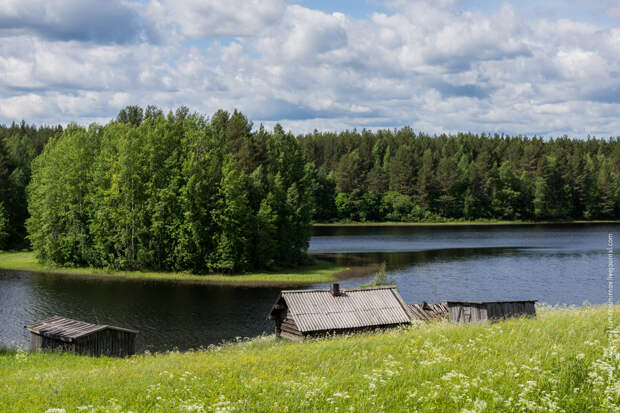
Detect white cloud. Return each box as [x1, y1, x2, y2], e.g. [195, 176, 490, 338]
[152, 0, 285, 38]
[0, 0, 156, 44]
[0, 0, 619, 137]
[0, 94, 49, 119]
[278, 7, 348, 61]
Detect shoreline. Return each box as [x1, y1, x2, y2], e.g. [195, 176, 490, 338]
[0, 251, 362, 287]
[313, 219, 620, 227]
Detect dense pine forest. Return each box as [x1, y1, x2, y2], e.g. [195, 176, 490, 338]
[0, 122, 63, 250]
[0, 106, 619, 272]
[300, 127, 620, 223]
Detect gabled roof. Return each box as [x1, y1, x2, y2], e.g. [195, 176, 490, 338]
[25, 315, 138, 342]
[268, 285, 412, 333]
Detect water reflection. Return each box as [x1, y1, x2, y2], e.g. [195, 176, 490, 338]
[311, 224, 618, 307]
[322, 246, 530, 271]
[1, 223, 618, 352]
[1, 272, 281, 352]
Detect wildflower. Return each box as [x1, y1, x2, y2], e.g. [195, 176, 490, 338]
[44, 409, 66, 413]
[14, 348, 28, 363]
[181, 402, 205, 412]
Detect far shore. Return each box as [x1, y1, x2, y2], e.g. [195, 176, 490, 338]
[313, 219, 620, 227]
[0, 251, 371, 287]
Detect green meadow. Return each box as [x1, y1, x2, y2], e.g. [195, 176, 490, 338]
[0, 251, 346, 286]
[1, 305, 618, 412]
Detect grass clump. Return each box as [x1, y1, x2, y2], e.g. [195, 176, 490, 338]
[1, 306, 619, 412]
[360, 262, 391, 287]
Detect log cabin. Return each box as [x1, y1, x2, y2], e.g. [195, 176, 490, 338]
[25, 315, 138, 357]
[267, 283, 412, 340]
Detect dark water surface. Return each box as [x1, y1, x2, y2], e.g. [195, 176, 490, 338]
[1, 223, 617, 352]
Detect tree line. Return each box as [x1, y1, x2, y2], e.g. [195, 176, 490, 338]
[0, 122, 63, 250]
[0, 106, 618, 272]
[299, 128, 620, 222]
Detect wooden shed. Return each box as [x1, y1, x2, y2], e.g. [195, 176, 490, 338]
[267, 284, 412, 340]
[25, 316, 138, 357]
[408, 301, 448, 322]
[447, 300, 536, 324]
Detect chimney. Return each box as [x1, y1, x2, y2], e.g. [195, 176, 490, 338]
[330, 283, 341, 296]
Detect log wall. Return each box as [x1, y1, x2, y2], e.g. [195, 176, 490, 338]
[448, 301, 536, 324]
[29, 329, 136, 357]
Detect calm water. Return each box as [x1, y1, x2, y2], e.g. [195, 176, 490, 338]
[1, 224, 618, 352]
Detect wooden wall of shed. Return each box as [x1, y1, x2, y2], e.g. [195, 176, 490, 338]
[449, 302, 536, 324]
[448, 304, 487, 324]
[74, 330, 136, 357]
[276, 309, 304, 340]
[486, 302, 536, 320]
[275, 314, 407, 341]
[29, 333, 75, 353]
[303, 323, 406, 340]
[29, 330, 135, 357]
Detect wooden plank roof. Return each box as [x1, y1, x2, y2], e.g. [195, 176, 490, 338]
[25, 316, 138, 342]
[269, 285, 412, 333]
[408, 302, 448, 322]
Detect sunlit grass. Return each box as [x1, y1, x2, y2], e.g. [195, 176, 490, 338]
[1, 305, 618, 412]
[0, 251, 345, 285]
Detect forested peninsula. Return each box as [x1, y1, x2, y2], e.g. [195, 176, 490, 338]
[0, 106, 619, 273]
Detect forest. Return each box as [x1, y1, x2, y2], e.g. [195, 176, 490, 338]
[0, 106, 619, 272]
[24, 108, 311, 273]
[0, 122, 62, 250]
[300, 127, 620, 223]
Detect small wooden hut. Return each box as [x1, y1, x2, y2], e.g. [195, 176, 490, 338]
[25, 315, 138, 357]
[267, 284, 412, 340]
[447, 300, 536, 324]
[408, 301, 448, 322]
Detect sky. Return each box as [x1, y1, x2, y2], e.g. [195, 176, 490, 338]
[0, 0, 619, 137]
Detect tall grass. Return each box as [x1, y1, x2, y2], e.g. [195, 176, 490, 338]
[1, 306, 619, 412]
[361, 262, 391, 287]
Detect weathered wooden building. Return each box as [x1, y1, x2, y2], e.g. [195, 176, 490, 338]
[268, 284, 412, 340]
[408, 301, 448, 322]
[447, 300, 536, 324]
[25, 316, 138, 357]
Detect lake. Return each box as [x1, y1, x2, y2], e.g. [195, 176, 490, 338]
[1, 223, 617, 352]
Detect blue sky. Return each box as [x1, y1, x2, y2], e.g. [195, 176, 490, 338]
[0, 0, 619, 137]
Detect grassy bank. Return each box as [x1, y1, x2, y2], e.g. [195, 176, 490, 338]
[2, 306, 619, 412]
[314, 219, 620, 227]
[0, 251, 348, 286]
